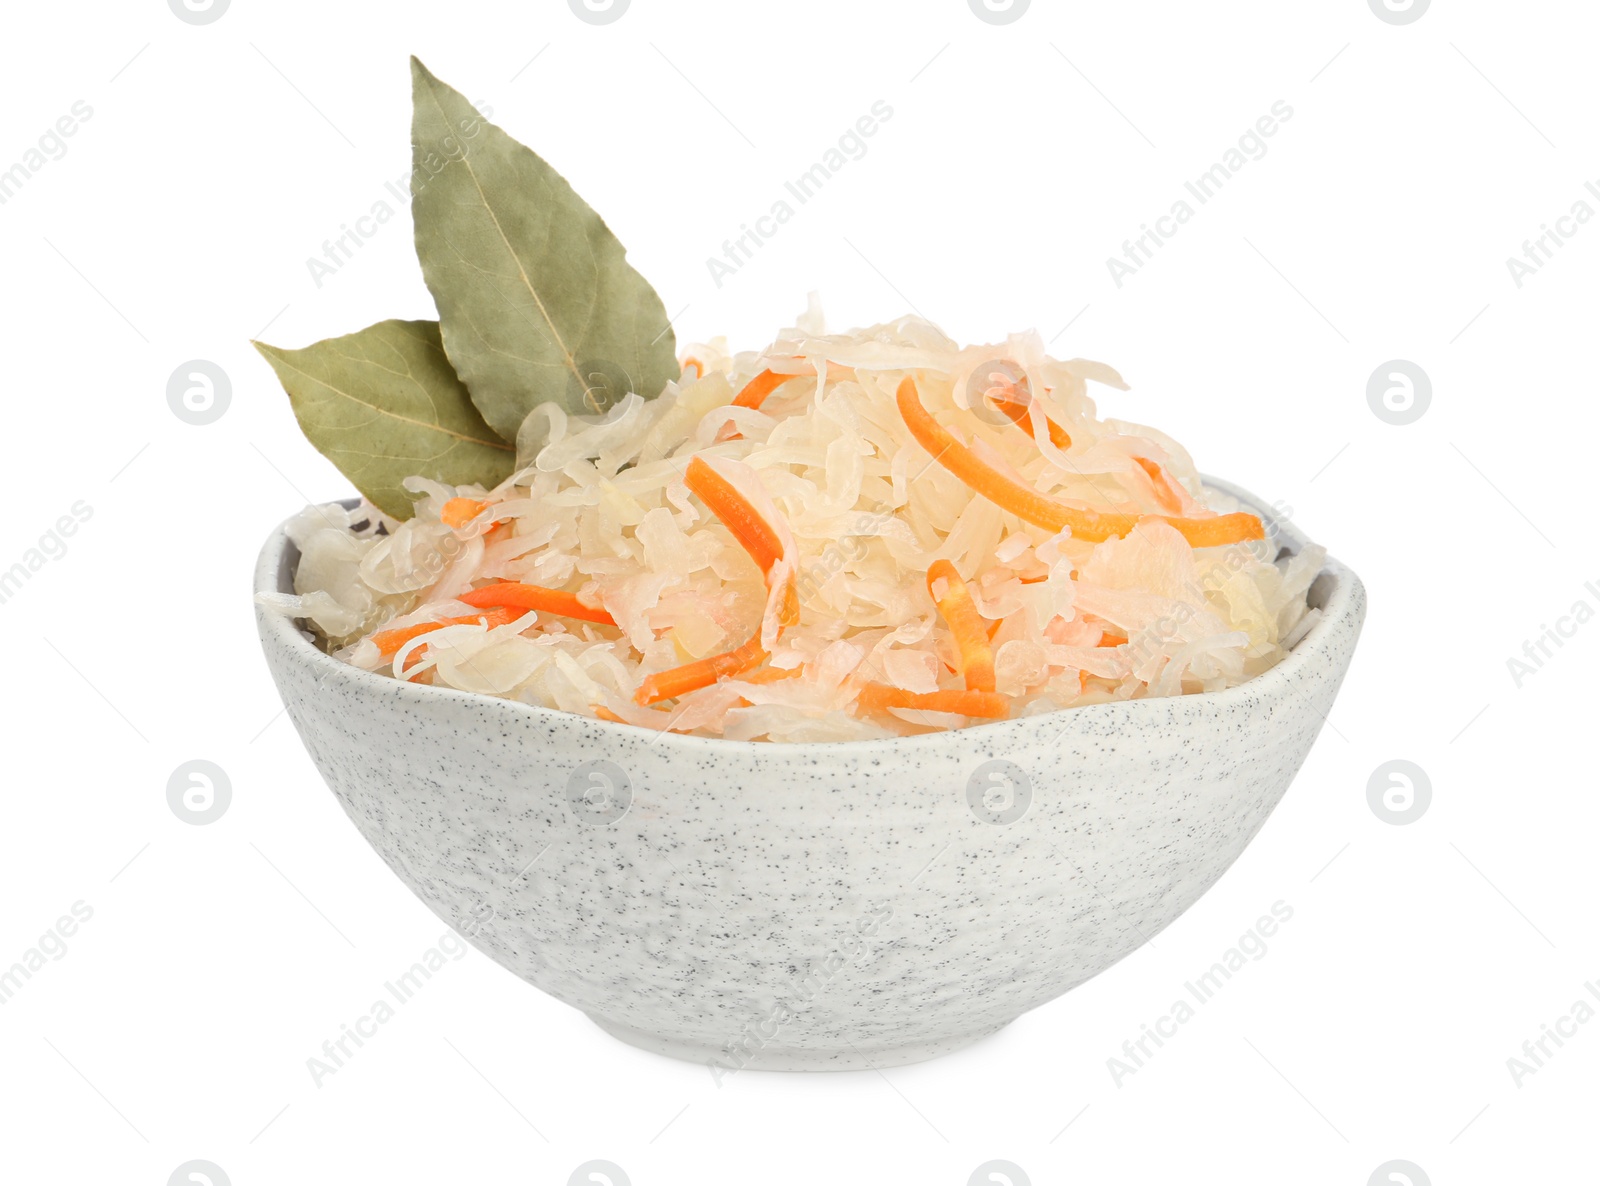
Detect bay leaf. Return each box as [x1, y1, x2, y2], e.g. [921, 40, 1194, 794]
[409, 57, 679, 439]
[254, 319, 514, 520]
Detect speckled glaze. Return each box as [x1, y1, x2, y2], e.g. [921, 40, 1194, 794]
[254, 479, 1364, 1071]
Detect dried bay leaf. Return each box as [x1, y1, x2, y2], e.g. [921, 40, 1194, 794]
[254, 319, 513, 520]
[409, 57, 679, 439]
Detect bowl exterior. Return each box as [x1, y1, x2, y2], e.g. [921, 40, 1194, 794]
[255, 487, 1364, 1071]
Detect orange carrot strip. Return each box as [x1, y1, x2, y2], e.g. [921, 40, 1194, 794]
[983, 381, 1073, 450]
[593, 705, 627, 723]
[926, 560, 996, 693]
[1134, 456, 1187, 516]
[685, 457, 784, 571]
[778, 578, 800, 626]
[441, 497, 490, 529]
[856, 683, 1010, 720]
[737, 665, 800, 685]
[1169, 513, 1264, 547]
[1000, 400, 1073, 450]
[634, 636, 767, 706]
[897, 377, 1120, 537]
[685, 456, 799, 626]
[896, 378, 1263, 547]
[731, 368, 791, 409]
[371, 606, 522, 657]
[400, 645, 434, 682]
[682, 357, 704, 379]
[982, 386, 1186, 519]
[458, 581, 616, 626]
[733, 664, 802, 707]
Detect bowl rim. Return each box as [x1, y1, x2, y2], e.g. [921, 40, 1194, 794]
[255, 476, 1363, 756]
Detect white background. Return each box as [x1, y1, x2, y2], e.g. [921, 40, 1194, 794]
[2, 0, 1595, 1182]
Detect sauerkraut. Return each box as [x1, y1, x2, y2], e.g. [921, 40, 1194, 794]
[264, 301, 1325, 742]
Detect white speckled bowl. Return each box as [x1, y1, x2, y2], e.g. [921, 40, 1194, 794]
[255, 478, 1363, 1071]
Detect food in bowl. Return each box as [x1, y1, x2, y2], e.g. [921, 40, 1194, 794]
[263, 310, 1325, 741]
[252, 59, 1322, 739]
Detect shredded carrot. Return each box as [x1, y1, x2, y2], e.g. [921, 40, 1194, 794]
[926, 560, 996, 692]
[981, 375, 1073, 449]
[371, 605, 522, 657]
[721, 362, 843, 437]
[738, 665, 800, 685]
[1097, 632, 1128, 647]
[857, 683, 1010, 720]
[898, 377, 1079, 532]
[1180, 514, 1263, 547]
[635, 635, 767, 705]
[633, 459, 797, 708]
[459, 581, 615, 626]
[999, 399, 1073, 450]
[682, 357, 704, 379]
[441, 496, 508, 533]
[686, 458, 783, 571]
[684, 456, 798, 625]
[731, 368, 792, 410]
[593, 705, 627, 723]
[1134, 456, 1187, 516]
[896, 378, 1264, 547]
[441, 497, 490, 529]
[400, 637, 439, 683]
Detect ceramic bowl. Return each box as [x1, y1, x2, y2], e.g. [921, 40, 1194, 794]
[254, 478, 1364, 1071]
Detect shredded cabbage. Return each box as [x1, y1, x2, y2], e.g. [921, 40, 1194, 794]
[265, 300, 1325, 741]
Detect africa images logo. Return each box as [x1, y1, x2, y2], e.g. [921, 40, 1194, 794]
[566, 760, 632, 825]
[967, 759, 1032, 825]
